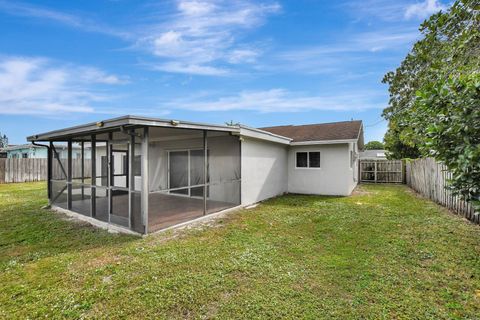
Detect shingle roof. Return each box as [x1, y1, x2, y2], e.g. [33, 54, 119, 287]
[259, 120, 363, 143]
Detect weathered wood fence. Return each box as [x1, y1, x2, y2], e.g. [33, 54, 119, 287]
[0, 158, 91, 183]
[0, 158, 48, 183]
[406, 158, 479, 224]
[359, 160, 404, 183]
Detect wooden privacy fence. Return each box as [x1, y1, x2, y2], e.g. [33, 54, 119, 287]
[0, 158, 91, 183]
[0, 158, 48, 183]
[360, 160, 404, 183]
[406, 158, 479, 225]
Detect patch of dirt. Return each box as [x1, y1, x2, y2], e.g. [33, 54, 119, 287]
[351, 186, 374, 196]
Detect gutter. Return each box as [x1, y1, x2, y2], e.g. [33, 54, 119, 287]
[290, 139, 358, 146]
[31, 141, 51, 201]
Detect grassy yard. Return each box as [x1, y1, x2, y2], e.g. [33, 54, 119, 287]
[1, 182, 479, 319]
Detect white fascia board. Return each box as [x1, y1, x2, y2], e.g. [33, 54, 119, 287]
[290, 139, 358, 146]
[238, 126, 292, 145]
[27, 115, 239, 141]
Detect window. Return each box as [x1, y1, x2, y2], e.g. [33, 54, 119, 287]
[350, 143, 356, 168]
[22, 153, 28, 158]
[168, 149, 209, 197]
[296, 151, 320, 168]
[296, 152, 308, 168]
[309, 152, 320, 168]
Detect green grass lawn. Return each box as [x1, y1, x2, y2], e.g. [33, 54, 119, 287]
[1, 182, 479, 319]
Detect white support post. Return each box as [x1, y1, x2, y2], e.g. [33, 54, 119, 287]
[67, 140, 72, 210]
[107, 133, 112, 223]
[90, 135, 96, 217]
[203, 130, 207, 215]
[141, 127, 149, 234]
[81, 141, 85, 199]
[128, 132, 134, 229]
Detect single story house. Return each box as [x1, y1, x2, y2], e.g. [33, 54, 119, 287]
[0, 143, 81, 159]
[1, 144, 48, 159]
[27, 115, 364, 235]
[359, 149, 387, 160]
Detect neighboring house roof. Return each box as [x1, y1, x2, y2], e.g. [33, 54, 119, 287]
[0, 144, 46, 151]
[359, 149, 387, 159]
[259, 120, 363, 143]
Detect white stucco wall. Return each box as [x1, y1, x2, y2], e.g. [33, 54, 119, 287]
[287, 143, 357, 196]
[241, 137, 288, 205]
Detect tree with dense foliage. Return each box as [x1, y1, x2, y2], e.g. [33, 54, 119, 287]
[382, 0, 479, 209]
[0, 133, 8, 148]
[364, 141, 385, 150]
[225, 120, 240, 126]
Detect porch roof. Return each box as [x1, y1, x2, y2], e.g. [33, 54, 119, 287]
[27, 115, 241, 142]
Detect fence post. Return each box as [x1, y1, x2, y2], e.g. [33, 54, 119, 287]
[0, 158, 5, 184]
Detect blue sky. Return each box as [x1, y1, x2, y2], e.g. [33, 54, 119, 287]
[0, 0, 448, 144]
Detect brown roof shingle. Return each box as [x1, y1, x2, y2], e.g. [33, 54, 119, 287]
[259, 120, 363, 142]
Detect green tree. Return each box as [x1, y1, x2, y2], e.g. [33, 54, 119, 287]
[225, 120, 240, 126]
[0, 133, 8, 148]
[364, 141, 385, 150]
[382, 0, 480, 208]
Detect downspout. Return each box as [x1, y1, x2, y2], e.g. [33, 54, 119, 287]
[32, 141, 52, 206]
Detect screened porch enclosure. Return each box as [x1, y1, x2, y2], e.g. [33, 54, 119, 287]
[48, 125, 241, 234]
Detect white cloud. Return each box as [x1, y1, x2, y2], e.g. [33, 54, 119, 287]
[78, 67, 129, 84]
[0, 0, 279, 76]
[0, 56, 126, 115]
[139, 0, 280, 75]
[343, 0, 409, 22]
[227, 49, 259, 64]
[152, 62, 228, 76]
[178, 0, 217, 16]
[268, 29, 419, 74]
[0, 1, 130, 39]
[344, 0, 447, 22]
[162, 88, 385, 112]
[405, 0, 446, 19]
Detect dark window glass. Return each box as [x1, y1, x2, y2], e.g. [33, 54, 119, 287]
[296, 152, 308, 168]
[309, 152, 320, 168]
[101, 156, 108, 186]
[133, 155, 141, 176]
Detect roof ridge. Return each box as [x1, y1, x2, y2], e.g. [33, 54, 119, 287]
[260, 120, 362, 129]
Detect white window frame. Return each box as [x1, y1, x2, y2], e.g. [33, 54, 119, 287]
[350, 142, 357, 169]
[295, 151, 321, 169]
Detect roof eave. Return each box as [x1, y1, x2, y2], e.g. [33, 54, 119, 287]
[290, 139, 358, 146]
[27, 115, 239, 141]
[239, 125, 292, 145]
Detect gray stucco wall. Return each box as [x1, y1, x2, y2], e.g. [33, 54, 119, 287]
[241, 137, 288, 205]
